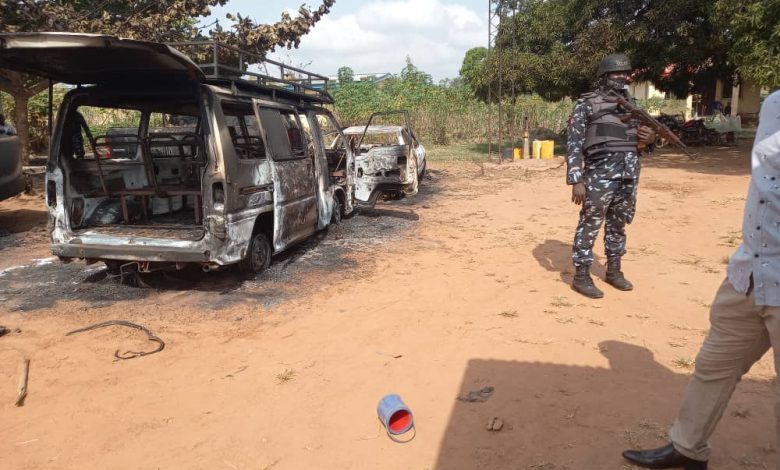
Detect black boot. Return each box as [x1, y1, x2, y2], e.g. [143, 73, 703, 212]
[572, 265, 604, 299]
[623, 443, 707, 469]
[605, 257, 633, 291]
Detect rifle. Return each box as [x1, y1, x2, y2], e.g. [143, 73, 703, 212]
[606, 90, 696, 160]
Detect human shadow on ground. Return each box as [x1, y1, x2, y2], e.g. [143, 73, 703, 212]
[533, 239, 608, 283]
[434, 341, 774, 469]
[642, 145, 751, 177]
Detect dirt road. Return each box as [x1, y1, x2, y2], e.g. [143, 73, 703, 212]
[0, 145, 774, 469]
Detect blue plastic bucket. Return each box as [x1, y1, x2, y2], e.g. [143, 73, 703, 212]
[377, 394, 414, 435]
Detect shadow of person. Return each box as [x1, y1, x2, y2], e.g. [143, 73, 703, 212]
[433, 341, 774, 469]
[642, 145, 751, 177]
[532, 238, 606, 282]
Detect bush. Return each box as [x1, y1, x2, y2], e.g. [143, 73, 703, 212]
[330, 65, 576, 146]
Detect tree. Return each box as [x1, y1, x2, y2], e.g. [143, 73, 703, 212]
[715, 0, 780, 90]
[399, 56, 432, 86]
[459, 47, 488, 99]
[472, 0, 584, 102]
[0, 0, 335, 161]
[474, 0, 775, 102]
[209, 1, 335, 56]
[337, 66, 354, 86]
[618, 0, 733, 99]
[379, 57, 435, 110]
[438, 77, 464, 89]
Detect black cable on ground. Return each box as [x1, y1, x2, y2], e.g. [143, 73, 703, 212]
[66, 320, 165, 360]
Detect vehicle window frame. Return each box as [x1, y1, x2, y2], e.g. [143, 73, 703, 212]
[257, 106, 310, 162]
[315, 111, 345, 150]
[220, 100, 268, 161]
[279, 109, 308, 160]
[64, 105, 144, 161]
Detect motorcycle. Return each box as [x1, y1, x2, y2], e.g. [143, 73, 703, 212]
[654, 114, 721, 147]
[653, 113, 684, 148]
[681, 118, 722, 146]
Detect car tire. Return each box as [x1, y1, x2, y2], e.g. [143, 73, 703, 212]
[239, 231, 271, 275]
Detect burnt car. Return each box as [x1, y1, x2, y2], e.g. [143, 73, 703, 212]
[335, 111, 425, 206]
[0, 133, 23, 202]
[0, 33, 420, 275]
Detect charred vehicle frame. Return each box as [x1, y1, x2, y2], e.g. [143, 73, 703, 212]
[0, 33, 420, 276]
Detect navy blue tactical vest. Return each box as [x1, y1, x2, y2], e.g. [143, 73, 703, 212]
[581, 91, 638, 156]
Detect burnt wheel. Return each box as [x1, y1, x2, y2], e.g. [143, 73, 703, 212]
[239, 232, 272, 275]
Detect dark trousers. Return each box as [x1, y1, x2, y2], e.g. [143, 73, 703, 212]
[572, 178, 637, 267]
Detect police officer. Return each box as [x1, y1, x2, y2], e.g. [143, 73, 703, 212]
[566, 53, 656, 298]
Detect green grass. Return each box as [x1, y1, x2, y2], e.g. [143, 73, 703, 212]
[426, 144, 492, 162]
[427, 142, 566, 162]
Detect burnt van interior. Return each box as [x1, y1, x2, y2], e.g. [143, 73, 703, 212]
[60, 91, 207, 239]
[316, 115, 348, 186]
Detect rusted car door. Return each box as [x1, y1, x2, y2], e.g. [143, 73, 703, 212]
[254, 103, 318, 251]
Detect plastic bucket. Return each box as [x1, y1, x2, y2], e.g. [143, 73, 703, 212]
[532, 140, 542, 159]
[513, 148, 522, 160]
[377, 394, 414, 435]
[541, 140, 554, 159]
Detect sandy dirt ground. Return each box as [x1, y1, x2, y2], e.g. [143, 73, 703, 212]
[0, 144, 775, 470]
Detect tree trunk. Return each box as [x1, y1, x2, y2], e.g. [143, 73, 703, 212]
[1, 71, 49, 165]
[12, 93, 30, 164]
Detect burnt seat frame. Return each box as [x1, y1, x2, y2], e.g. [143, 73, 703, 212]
[90, 132, 207, 225]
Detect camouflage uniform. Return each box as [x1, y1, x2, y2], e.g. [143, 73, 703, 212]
[567, 97, 640, 267]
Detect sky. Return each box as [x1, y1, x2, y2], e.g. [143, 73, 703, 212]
[199, 0, 487, 82]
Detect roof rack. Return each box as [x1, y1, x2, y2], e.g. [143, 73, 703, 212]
[167, 41, 334, 104]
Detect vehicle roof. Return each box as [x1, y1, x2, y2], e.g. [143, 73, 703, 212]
[0, 33, 334, 105]
[0, 32, 203, 85]
[341, 125, 405, 134]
